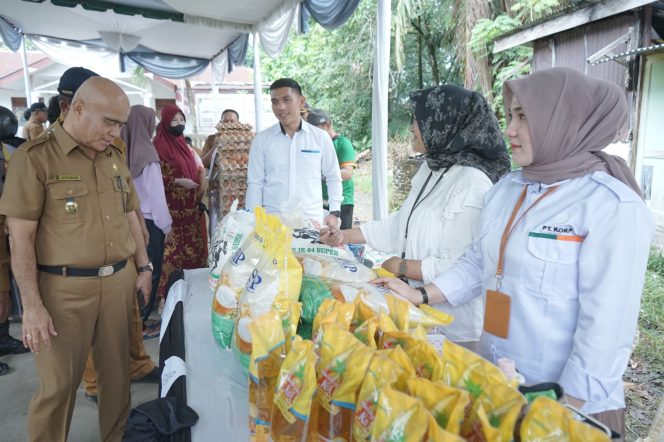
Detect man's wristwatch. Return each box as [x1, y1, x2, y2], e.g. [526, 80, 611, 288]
[329, 210, 341, 218]
[417, 286, 429, 305]
[397, 259, 408, 277]
[137, 262, 153, 273]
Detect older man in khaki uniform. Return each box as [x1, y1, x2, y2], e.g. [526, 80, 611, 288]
[0, 77, 152, 441]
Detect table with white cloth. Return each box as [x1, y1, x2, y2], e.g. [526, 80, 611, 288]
[159, 268, 249, 441]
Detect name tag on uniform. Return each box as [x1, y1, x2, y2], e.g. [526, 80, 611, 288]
[301, 149, 320, 154]
[483, 289, 511, 339]
[53, 175, 81, 181]
[530, 224, 585, 242]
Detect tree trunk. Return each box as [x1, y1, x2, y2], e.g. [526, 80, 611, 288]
[427, 42, 440, 85]
[417, 17, 423, 88]
[454, 0, 494, 100]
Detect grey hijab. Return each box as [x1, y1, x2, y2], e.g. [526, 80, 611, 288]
[410, 85, 511, 183]
[503, 67, 642, 197]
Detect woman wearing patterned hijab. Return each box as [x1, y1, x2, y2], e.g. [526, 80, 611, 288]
[379, 68, 653, 437]
[321, 84, 510, 348]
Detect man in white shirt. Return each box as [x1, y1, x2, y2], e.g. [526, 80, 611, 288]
[246, 78, 343, 228]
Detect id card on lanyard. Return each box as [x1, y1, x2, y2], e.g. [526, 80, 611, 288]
[484, 184, 558, 339]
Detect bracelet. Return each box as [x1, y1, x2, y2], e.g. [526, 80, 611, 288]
[416, 286, 429, 305]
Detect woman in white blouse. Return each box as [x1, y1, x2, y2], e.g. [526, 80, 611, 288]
[376, 68, 653, 436]
[321, 85, 511, 347]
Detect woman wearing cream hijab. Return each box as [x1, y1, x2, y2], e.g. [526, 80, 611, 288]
[378, 67, 653, 437]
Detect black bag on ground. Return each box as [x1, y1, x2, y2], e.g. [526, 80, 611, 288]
[122, 396, 198, 442]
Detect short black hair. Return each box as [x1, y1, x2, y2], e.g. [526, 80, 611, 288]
[270, 78, 302, 95]
[221, 109, 239, 120]
[47, 95, 61, 124]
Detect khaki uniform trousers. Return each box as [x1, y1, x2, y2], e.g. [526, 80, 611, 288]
[28, 264, 135, 442]
[82, 294, 155, 395]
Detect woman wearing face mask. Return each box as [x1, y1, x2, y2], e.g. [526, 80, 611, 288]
[153, 104, 207, 299]
[377, 68, 653, 437]
[321, 85, 511, 349]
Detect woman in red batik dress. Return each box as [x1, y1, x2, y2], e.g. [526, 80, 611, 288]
[153, 104, 208, 299]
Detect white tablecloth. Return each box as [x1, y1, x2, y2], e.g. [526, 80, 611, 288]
[172, 268, 250, 441]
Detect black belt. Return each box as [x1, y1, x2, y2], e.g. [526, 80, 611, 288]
[37, 260, 128, 277]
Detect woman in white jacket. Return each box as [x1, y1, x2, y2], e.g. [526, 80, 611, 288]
[321, 84, 511, 348]
[377, 68, 653, 437]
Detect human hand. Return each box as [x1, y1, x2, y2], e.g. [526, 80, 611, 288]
[135, 271, 152, 305]
[371, 277, 422, 305]
[164, 229, 174, 245]
[381, 257, 402, 276]
[319, 226, 344, 247]
[174, 178, 199, 190]
[22, 303, 58, 353]
[323, 213, 340, 230]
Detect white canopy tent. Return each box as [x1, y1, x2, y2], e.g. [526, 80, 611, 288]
[0, 0, 390, 220]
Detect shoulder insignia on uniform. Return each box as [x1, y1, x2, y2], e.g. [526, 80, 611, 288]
[19, 136, 49, 152]
[591, 172, 640, 203]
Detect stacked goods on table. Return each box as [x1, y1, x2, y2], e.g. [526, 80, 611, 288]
[208, 210, 611, 441]
[213, 121, 254, 217]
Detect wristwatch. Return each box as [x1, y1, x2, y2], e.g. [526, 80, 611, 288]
[397, 259, 408, 277]
[417, 286, 429, 305]
[137, 262, 154, 273]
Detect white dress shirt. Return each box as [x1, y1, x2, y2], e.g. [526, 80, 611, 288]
[361, 163, 491, 343]
[433, 170, 653, 414]
[246, 121, 342, 223]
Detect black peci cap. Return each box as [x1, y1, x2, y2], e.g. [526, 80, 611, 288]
[57, 67, 99, 98]
[0, 106, 18, 141]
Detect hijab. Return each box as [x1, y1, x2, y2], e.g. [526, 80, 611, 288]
[410, 84, 511, 183]
[121, 105, 159, 178]
[153, 104, 198, 182]
[503, 67, 641, 197]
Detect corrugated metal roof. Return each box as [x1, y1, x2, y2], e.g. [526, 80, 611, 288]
[591, 42, 664, 63]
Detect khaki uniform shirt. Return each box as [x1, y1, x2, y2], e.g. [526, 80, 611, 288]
[22, 121, 45, 141]
[0, 122, 139, 267]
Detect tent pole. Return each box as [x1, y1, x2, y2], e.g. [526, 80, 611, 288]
[371, 0, 391, 220]
[20, 34, 32, 105]
[253, 32, 263, 132]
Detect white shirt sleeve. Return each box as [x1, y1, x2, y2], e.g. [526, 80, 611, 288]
[558, 198, 653, 403]
[360, 211, 402, 254]
[431, 237, 485, 307]
[321, 135, 342, 212]
[246, 135, 265, 211]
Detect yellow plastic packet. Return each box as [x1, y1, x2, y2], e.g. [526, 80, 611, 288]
[353, 352, 411, 441]
[311, 299, 355, 342]
[212, 207, 278, 348]
[379, 346, 416, 391]
[379, 331, 443, 380]
[439, 340, 512, 390]
[271, 337, 317, 442]
[248, 310, 286, 440]
[370, 387, 429, 442]
[407, 378, 470, 435]
[353, 317, 379, 349]
[425, 414, 466, 442]
[519, 397, 610, 442]
[463, 382, 526, 442]
[360, 290, 454, 331]
[274, 299, 302, 354]
[316, 324, 372, 442]
[377, 312, 399, 334]
[350, 298, 377, 332]
[386, 294, 411, 331]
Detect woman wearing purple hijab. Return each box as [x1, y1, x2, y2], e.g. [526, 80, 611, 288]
[122, 105, 173, 321]
[376, 68, 653, 436]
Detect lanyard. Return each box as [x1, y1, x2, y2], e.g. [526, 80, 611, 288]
[495, 184, 559, 289]
[402, 165, 451, 259]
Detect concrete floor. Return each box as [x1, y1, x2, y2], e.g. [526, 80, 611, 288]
[0, 322, 160, 442]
